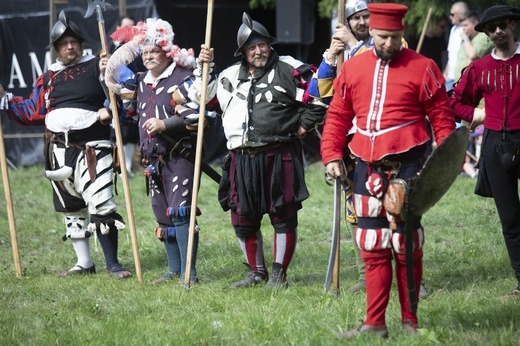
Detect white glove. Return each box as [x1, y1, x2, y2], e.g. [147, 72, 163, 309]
[188, 76, 217, 106]
[0, 92, 13, 110]
[193, 59, 215, 77]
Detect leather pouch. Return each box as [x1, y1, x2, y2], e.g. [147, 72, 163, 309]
[112, 145, 121, 175]
[383, 178, 408, 218]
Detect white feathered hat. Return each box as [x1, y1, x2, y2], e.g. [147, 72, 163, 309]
[105, 18, 196, 94]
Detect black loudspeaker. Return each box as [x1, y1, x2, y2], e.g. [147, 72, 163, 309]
[276, 0, 315, 44]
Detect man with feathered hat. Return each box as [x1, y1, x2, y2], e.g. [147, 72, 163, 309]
[106, 17, 206, 284]
[0, 11, 131, 279]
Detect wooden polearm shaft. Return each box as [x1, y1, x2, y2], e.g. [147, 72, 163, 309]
[86, 0, 143, 283]
[416, 7, 433, 54]
[183, 0, 215, 289]
[0, 114, 22, 278]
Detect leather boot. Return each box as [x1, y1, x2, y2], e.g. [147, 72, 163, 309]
[336, 324, 389, 339]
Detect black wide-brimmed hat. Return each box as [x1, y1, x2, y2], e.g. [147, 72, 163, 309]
[475, 5, 520, 32]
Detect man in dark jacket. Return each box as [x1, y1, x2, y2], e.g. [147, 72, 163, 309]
[197, 13, 326, 289]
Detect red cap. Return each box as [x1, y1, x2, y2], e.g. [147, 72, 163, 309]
[367, 3, 408, 31]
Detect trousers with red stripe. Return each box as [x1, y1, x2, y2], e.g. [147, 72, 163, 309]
[353, 158, 425, 327]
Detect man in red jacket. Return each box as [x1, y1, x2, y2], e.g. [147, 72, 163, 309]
[321, 3, 454, 339]
[451, 5, 520, 300]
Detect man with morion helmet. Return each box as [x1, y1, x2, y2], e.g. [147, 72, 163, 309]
[0, 11, 131, 279]
[196, 13, 326, 289]
[50, 11, 85, 47]
[234, 14, 277, 57]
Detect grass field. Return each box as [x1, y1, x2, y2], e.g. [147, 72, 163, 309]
[0, 162, 519, 345]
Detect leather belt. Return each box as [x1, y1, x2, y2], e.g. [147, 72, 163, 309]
[232, 142, 283, 156]
[373, 159, 401, 169]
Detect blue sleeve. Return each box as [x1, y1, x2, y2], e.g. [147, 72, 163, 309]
[308, 58, 337, 105]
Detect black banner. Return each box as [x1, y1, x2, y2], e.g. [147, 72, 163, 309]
[0, 1, 155, 167]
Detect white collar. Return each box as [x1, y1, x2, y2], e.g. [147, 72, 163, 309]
[491, 42, 520, 61]
[49, 54, 94, 72]
[143, 62, 176, 85]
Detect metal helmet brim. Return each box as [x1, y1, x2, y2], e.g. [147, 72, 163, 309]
[345, 0, 371, 22]
[50, 11, 86, 50]
[234, 12, 277, 57]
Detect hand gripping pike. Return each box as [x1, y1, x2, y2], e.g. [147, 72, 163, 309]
[84, 0, 144, 283]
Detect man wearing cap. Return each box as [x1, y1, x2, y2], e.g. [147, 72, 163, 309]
[451, 5, 520, 299]
[308, 0, 423, 297]
[196, 13, 326, 289]
[0, 11, 131, 279]
[309, 0, 409, 104]
[321, 3, 455, 338]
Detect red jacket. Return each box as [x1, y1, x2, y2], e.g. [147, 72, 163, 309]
[321, 47, 455, 164]
[451, 52, 520, 132]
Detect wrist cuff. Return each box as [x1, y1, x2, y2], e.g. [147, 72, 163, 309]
[323, 50, 337, 67]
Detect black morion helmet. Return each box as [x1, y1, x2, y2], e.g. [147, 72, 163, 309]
[50, 11, 86, 49]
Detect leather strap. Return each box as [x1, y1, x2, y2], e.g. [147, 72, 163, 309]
[85, 145, 97, 182]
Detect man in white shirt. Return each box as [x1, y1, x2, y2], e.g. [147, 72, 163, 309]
[444, 1, 470, 90]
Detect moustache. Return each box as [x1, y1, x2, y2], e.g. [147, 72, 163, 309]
[144, 59, 160, 65]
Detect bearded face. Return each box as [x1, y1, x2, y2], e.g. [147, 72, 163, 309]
[370, 28, 404, 62]
[55, 36, 82, 66]
[348, 10, 371, 42]
[374, 46, 400, 61]
[244, 40, 271, 70]
[485, 20, 515, 51]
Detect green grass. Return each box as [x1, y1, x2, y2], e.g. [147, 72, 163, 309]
[1, 163, 519, 345]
